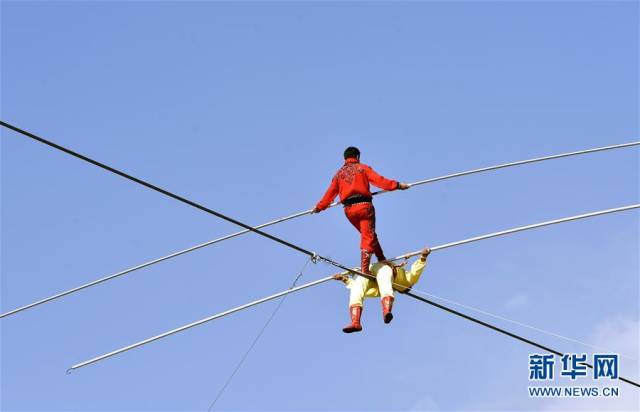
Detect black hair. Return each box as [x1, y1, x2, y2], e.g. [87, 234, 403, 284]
[343, 146, 360, 159]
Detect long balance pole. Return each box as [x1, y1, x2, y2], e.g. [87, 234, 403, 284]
[2, 132, 637, 318]
[68, 204, 639, 376]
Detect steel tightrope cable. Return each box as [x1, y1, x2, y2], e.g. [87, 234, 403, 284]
[0, 120, 311, 257]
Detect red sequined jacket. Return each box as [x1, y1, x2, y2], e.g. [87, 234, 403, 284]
[315, 158, 399, 211]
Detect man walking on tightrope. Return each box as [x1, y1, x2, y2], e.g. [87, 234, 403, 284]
[313, 146, 409, 276]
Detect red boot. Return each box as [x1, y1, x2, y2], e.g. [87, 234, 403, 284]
[342, 305, 363, 333]
[361, 250, 372, 276]
[381, 296, 394, 324]
[372, 237, 386, 262]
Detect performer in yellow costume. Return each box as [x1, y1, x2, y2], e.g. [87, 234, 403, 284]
[335, 247, 431, 333]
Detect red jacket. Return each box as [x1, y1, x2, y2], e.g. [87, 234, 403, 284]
[315, 158, 399, 211]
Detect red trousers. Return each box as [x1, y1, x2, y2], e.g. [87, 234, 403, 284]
[344, 203, 386, 261]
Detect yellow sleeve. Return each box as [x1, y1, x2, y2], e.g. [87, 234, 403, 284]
[406, 257, 427, 285]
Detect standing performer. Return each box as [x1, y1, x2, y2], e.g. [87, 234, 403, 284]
[312, 146, 409, 275]
[335, 247, 431, 333]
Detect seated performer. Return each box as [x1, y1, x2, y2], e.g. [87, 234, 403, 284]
[334, 247, 431, 333]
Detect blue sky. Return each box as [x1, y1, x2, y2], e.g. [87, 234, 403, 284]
[1, 1, 638, 411]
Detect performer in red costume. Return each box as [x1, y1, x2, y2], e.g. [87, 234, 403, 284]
[313, 147, 409, 275]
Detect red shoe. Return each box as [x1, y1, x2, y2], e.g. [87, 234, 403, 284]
[381, 296, 394, 324]
[361, 250, 372, 276]
[342, 305, 363, 333]
[372, 238, 386, 262]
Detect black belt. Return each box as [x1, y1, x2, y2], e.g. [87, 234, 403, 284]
[342, 195, 372, 207]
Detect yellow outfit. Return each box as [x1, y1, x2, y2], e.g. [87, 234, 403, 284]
[342, 257, 427, 307]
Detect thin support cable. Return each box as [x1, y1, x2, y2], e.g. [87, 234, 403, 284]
[206, 257, 312, 411]
[400, 289, 640, 389]
[407, 287, 638, 362]
[1, 119, 637, 318]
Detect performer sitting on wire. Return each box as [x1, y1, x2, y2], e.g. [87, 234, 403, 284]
[334, 247, 431, 333]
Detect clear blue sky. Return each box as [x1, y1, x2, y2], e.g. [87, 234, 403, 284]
[1, 1, 638, 411]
